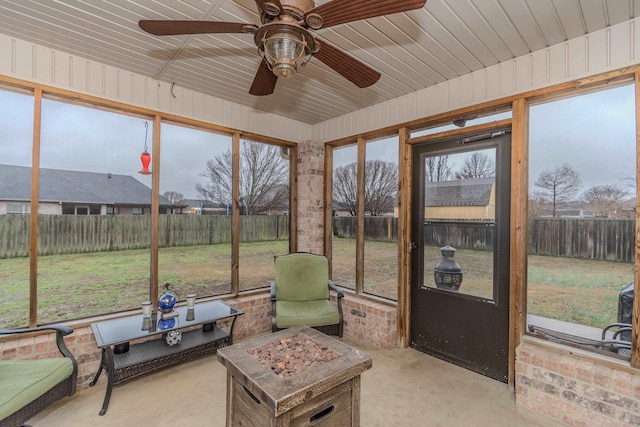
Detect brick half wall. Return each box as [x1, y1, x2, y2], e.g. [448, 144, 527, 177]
[516, 338, 640, 426]
[0, 293, 396, 391]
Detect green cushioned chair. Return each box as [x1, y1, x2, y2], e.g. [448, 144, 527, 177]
[270, 253, 344, 338]
[0, 325, 77, 427]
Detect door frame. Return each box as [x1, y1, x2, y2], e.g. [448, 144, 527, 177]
[398, 117, 519, 387]
[409, 128, 511, 382]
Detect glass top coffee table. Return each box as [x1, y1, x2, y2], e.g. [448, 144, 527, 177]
[90, 300, 243, 415]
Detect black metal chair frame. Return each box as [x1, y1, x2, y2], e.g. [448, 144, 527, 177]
[0, 325, 78, 427]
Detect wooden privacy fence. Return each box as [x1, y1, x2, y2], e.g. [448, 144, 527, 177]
[333, 217, 635, 263]
[0, 214, 289, 258]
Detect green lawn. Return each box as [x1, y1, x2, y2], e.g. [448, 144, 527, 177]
[0, 239, 632, 329]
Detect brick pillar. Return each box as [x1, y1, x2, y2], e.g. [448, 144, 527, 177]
[296, 140, 324, 254]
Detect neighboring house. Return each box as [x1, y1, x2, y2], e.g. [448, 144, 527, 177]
[0, 164, 175, 215]
[182, 199, 228, 215]
[425, 177, 495, 220]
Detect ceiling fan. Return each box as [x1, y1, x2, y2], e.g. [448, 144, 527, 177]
[139, 0, 427, 96]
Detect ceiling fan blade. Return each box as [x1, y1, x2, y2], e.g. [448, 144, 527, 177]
[313, 40, 381, 88]
[139, 20, 257, 36]
[255, 0, 283, 16]
[305, 0, 426, 29]
[249, 60, 277, 96]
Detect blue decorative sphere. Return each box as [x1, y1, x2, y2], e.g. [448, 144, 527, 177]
[158, 288, 176, 313]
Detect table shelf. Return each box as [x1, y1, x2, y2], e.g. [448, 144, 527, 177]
[113, 327, 230, 385]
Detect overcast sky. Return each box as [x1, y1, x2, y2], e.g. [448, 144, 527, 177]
[2, 83, 636, 200]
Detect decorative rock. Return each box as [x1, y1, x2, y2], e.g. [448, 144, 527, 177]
[247, 333, 341, 378]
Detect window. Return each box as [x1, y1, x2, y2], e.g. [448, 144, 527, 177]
[7, 203, 30, 215]
[159, 122, 233, 298]
[526, 84, 636, 356]
[364, 137, 399, 300]
[332, 144, 358, 290]
[238, 139, 290, 292]
[37, 97, 153, 324]
[0, 87, 33, 327]
[0, 81, 294, 328]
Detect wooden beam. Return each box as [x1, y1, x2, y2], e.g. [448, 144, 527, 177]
[397, 128, 412, 348]
[150, 116, 161, 308]
[509, 98, 529, 389]
[409, 119, 513, 145]
[356, 138, 366, 294]
[324, 147, 334, 274]
[289, 144, 298, 253]
[324, 66, 639, 147]
[29, 88, 42, 327]
[632, 72, 640, 369]
[232, 133, 240, 295]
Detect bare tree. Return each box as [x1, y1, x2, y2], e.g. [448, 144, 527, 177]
[534, 163, 582, 217]
[333, 160, 398, 216]
[162, 191, 185, 204]
[425, 155, 453, 182]
[195, 141, 289, 215]
[583, 184, 628, 218]
[365, 160, 398, 216]
[528, 189, 550, 218]
[454, 152, 495, 179]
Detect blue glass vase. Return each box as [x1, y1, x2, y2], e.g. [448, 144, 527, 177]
[158, 283, 177, 313]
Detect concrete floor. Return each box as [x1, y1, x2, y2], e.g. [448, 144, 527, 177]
[30, 335, 563, 427]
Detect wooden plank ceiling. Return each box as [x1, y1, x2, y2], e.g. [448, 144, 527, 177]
[0, 0, 636, 124]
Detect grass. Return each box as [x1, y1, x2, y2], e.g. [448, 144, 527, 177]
[0, 238, 633, 329]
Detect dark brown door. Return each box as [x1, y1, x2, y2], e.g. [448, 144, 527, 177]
[410, 130, 511, 382]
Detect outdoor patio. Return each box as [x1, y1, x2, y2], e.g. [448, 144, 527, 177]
[28, 333, 562, 427]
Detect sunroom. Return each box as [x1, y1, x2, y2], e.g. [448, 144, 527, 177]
[1, 1, 640, 426]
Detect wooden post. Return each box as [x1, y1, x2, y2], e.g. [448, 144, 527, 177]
[29, 88, 42, 327]
[356, 137, 366, 295]
[632, 72, 640, 369]
[324, 147, 334, 275]
[509, 98, 529, 387]
[397, 128, 411, 348]
[231, 133, 240, 295]
[150, 116, 161, 308]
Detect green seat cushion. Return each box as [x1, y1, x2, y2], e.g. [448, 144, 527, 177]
[0, 358, 73, 420]
[275, 300, 340, 328]
[275, 253, 329, 301]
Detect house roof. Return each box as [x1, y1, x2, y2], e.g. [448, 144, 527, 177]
[425, 177, 494, 207]
[0, 164, 173, 206]
[182, 199, 227, 210]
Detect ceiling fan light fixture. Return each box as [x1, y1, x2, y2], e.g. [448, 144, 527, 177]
[256, 23, 316, 79]
[264, 32, 305, 78]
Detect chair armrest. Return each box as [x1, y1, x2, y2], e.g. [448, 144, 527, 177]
[602, 322, 632, 340]
[270, 281, 277, 301]
[0, 325, 75, 360]
[328, 280, 344, 298]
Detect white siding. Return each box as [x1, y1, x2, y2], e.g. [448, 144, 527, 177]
[314, 17, 640, 142]
[0, 33, 312, 144]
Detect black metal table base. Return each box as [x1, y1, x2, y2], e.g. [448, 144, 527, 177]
[90, 319, 237, 415]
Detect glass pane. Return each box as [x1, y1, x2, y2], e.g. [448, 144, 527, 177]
[364, 137, 398, 300]
[332, 145, 358, 290]
[527, 85, 635, 341]
[238, 140, 290, 291]
[38, 98, 152, 323]
[422, 148, 496, 300]
[0, 88, 34, 327]
[159, 123, 233, 300]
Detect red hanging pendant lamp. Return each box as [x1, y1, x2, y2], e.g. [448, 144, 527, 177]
[139, 121, 152, 175]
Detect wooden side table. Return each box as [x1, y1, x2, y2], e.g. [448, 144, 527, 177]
[217, 326, 372, 426]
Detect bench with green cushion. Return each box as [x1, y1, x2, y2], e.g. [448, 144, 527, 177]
[270, 253, 344, 337]
[0, 326, 77, 427]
